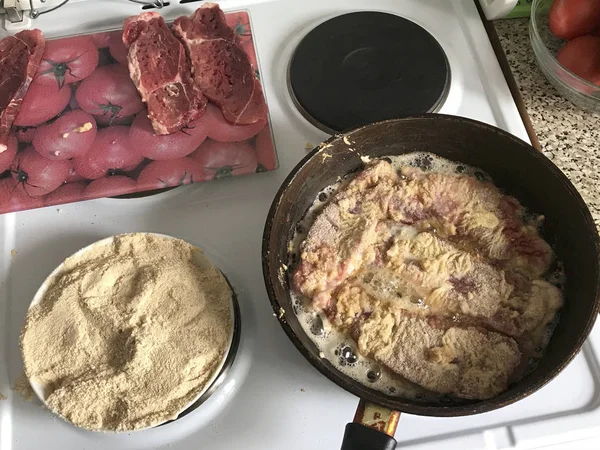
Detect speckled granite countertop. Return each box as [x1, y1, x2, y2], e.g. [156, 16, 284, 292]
[494, 18, 600, 230]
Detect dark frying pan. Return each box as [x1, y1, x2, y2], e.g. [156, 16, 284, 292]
[262, 115, 600, 450]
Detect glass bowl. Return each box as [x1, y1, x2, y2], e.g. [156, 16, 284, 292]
[530, 0, 600, 111]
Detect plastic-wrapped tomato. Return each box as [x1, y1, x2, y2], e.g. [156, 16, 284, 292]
[14, 126, 38, 144]
[33, 110, 97, 161]
[34, 36, 99, 88]
[44, 182, 86, 206]
[129, 112, 208, 160]
[0, 135, 17, 173]
[74, 126, 144, 180]
[0, 178, 45, 214]
[254, 126, 277, 171]
[65, 163, 85, 183]
[75, 64, 144, 126]
[13, 83, 71, 127]
[226, 12, 253, 43]
[91, 32, 112, 49]
[84, 175, 136, 199]
[204, 103, 265, 142]
[109, 31, 128, 64]
[137, 157, 207, 190]
[0, 178, 12, 211]
[192, 139, 258, 179]
[10, 147, 71, 196]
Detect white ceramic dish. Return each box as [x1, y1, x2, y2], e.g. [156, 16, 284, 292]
[22, 232, 237, 433]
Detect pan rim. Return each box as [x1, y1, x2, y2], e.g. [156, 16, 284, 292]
[261, 113, 600, 417]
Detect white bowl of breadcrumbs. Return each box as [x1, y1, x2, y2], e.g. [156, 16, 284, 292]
[20, 233, 235, 432]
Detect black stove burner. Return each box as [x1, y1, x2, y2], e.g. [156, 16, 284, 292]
[289, 11, 451, 133]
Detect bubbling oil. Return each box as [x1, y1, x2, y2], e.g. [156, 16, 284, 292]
[289, 152, 563, 402]
[291, 290, 435, 400]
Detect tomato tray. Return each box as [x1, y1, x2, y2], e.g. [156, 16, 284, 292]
[0, 11, 278, 214]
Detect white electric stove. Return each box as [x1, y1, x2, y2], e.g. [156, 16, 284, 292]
[1, 1, 600, 449]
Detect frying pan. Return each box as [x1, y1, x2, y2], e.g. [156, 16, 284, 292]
[262, 115, 600, 450]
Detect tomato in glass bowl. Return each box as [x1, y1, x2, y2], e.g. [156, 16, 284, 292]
[530, 0, 600, 111]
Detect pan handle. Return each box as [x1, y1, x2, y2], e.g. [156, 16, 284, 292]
[340, 399, 400, 450]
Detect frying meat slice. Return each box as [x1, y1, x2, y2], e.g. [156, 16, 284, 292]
[0, 29, 45, 153]
[389, 167, 553, 277]
[293, 161, 397, 306]
[333, 283, 522, 399]
[385, 231, 513, 318]
[484, 273, 563, 352]
[122, 12, 206, 135]
[367, 314, 522, 400]
[327, 234, 561, 350]
[172, 3, 267, 125]
[293, 158, 561, 400]
[328, 234, 561, 352]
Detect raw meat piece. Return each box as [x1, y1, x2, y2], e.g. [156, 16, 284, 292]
[0, 29, 45, 153]
[172, 3, 267, 125]
[122, 12, 206, 135]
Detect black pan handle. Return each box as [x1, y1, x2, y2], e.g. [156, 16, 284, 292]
[340, 399, 401, 450]
[340, 423, 397, 450]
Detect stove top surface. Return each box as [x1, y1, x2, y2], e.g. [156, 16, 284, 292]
[2, 1, 600, 450]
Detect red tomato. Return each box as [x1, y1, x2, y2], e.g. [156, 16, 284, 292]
[254, 126, 277, 171]
[0, 178, 45, 214]
[137, 157, 207, 190]
[65, 163, 85, 183]
[14, 83, 71, 127]
[74, 126, 144, 179]
[0, 178, 12, 210]
[192, 139, 257, 179]
[84, 175, 136, 199]
[109, 31, 128, 65]
[14, 126, 38, 144]
[10, 146, 71, 196]
[69, 93, 79, 110]
[0, 135, 17, 173]
[44, 181, 86, 206]
[34, 36, 99, 89]
[95, 114, 134, 126]
[33, 110, 98, 161]
[97, 47, 113, 67]
[549, 0, 600, 40]
[204, 103, 266, 142]
[75, 64, 144, 125]
[241, 40, 258, 69]
[225, 12, 253, 43]
[129, 112, 208, 160]
[557, 35, 600, 85]
[90, 32, 112, 49]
